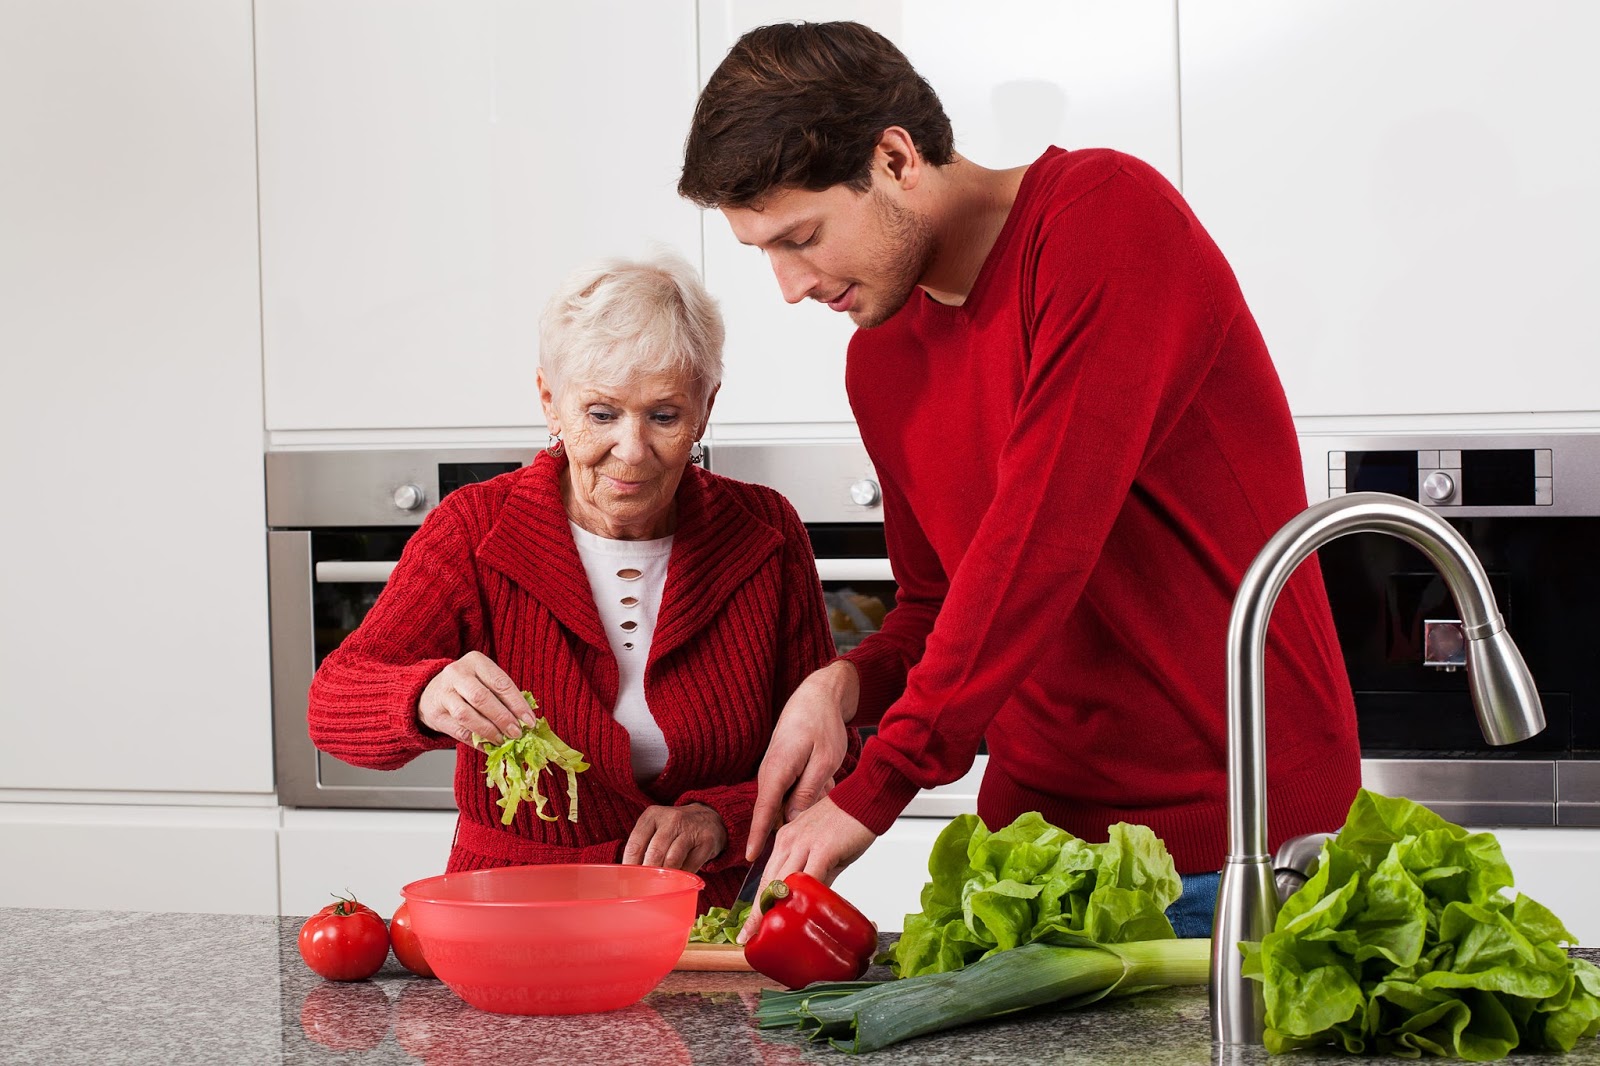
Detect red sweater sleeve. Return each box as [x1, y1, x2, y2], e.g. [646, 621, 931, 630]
[828, 169, 1232, 834]
[674, 493, 860, 872]
[306, 504, 484, 768]
[842, 473, 946, 727]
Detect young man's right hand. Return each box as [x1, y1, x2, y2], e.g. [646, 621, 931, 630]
[746, 659, 860, 863]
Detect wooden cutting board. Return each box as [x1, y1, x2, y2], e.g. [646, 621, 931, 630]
[674, 942, 754, 971]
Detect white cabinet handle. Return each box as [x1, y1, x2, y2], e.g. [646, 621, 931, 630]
[315, 561, 398, 584]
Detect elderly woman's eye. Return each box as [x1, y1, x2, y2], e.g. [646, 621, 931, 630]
[587, 409, 616, 423]
[651, 412, 680, 425]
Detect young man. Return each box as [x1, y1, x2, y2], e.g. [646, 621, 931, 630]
[679, 21, 1360, 936]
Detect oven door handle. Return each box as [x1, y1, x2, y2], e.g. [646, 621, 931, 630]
[814, 558, 894, 582]
[315, 561, 399, 584]
[316, 558, 892, 584]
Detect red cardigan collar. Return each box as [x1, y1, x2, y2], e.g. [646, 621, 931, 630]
[474, 451, 785, 663]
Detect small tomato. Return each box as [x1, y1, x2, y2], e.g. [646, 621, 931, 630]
[389, 901, 436, 978]
[299, 895, 390, 981]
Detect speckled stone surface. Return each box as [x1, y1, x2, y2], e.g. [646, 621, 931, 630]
[4, 908, 1600, 1065]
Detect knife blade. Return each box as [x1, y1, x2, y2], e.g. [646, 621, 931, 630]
[736, 835, 776, 905]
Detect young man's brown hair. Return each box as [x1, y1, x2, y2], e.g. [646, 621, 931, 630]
[679, 21, 955, 209]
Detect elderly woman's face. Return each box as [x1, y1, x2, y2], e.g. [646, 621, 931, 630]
[540, 369, 709, 540]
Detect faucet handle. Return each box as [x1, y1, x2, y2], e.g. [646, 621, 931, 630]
[1272, 832, 1335, 903]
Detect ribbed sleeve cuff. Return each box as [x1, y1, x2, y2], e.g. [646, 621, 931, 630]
[387, 657, 459, 754]
[675, 784, 756, 874]
[826, 744, 921, 836]
[839, 642, 905, 729]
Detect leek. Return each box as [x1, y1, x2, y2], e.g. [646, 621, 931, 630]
[756, 935, 1210, 1054]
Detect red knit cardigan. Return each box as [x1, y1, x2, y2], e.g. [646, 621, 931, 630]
[306, 451, 850, 909]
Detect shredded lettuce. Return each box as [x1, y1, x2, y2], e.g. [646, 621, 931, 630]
[472, 693, 589, 825]
[889, 812, 1183, 978]
[1242, 788, 1600, 1057]
[688, 900, 753, 945]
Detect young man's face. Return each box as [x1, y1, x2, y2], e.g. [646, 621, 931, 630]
[720, 177, 935, 330]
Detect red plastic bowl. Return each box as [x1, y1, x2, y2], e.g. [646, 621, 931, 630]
[399, 864, 702, 1016]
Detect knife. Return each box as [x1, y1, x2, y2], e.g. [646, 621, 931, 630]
[736, 834, 775, 905]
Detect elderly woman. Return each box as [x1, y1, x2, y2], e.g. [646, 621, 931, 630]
[307, 250, 855, 907]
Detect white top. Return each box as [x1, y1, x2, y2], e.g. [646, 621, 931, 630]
[569, 521, 674, 783]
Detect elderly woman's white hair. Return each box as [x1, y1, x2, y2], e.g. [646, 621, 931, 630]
[539, 249, 725, 409]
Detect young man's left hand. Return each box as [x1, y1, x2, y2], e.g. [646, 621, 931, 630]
[736, 796, 876, 943]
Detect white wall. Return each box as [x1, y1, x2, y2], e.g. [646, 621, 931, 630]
[3, 3, 1599, 933]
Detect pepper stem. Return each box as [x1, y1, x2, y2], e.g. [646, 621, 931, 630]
[758, 878, 791, 913]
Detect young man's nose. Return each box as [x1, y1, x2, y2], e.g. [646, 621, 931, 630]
[772, 256, 820, 305]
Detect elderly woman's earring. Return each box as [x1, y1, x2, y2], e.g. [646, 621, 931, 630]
[690, 441, 704, 465]
[546, 432, 564, 457]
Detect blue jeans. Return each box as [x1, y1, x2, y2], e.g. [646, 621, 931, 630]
[1166, 870, 1220, 938]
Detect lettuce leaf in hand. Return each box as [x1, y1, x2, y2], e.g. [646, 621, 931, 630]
[472, 693, 589, 825]
[890, 812, 1183, 978]
[1242, 788, 1600, 1058]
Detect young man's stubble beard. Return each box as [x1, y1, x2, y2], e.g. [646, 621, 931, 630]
[851, 186, 938, 329]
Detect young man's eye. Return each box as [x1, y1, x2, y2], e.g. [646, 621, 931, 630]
[789, 232, 817, 249]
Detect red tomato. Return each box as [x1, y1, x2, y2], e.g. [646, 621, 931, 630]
[299, 896, 390, 981]
[388, 902, 436, 978]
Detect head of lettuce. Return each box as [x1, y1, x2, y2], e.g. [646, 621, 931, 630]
[1243, 789, 1600, 1058]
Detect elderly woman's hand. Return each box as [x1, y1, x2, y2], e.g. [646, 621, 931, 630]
[621, 803, 726, 873]
[418, 651, 539, 745]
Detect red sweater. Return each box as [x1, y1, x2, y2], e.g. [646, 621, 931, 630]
[830, 147, 1361, 872]
[307, 452, 848, 908]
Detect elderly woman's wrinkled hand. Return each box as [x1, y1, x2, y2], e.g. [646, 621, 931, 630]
[418, 651, 540, 746]
[621, 802, 726, 873]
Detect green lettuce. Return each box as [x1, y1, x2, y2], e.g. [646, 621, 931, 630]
[889, 812, 1183, 978]
[688, 900, 752, 945]
[472, 692, 589, 825]
[1242, 788, 1600, 1058]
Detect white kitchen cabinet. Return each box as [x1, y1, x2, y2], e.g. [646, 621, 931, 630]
[0, 804, 280, 914]
[256, 1, 704, 432]
[1180, 1, 1600, 419]
[0, 0, 273, 792]
[696, 0, 1182, 428]
[1469, 827, 1600, 948]
[832, 816, 948, 933]
[278, 808, 456, 917]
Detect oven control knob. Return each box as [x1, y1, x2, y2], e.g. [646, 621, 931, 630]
[1422, 471, 1456, 503]
[849, 479, 882, 508]
[393, 483, 426, 512]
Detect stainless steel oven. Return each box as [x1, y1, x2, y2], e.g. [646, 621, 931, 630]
[266, 442, 983, 814]
[1302, 431, 1600, 826]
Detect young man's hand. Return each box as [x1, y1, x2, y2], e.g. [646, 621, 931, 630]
[736, 796, 876, 944]
[746, 660, 860, 863]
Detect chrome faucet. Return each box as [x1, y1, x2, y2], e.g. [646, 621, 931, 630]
[1209, 491, 1545, 1046]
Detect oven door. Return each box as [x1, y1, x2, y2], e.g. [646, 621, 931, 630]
[268, 530, 455, 809]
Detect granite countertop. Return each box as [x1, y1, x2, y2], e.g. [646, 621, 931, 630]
[5, 908, 1600, 1066]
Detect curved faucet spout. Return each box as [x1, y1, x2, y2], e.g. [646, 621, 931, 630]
[1209, 491, 1544, 1047]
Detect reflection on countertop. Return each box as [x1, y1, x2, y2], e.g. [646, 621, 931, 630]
[4, 907, 1600, 1065]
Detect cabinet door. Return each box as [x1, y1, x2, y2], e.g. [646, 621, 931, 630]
[0, 0, 272, 792]
[697, 0, 1181, 428]
[1180, 0, 1600, 418]
[257, 1, 704, 431]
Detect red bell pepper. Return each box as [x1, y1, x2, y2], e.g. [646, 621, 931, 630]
[743, 871, 878, 990]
